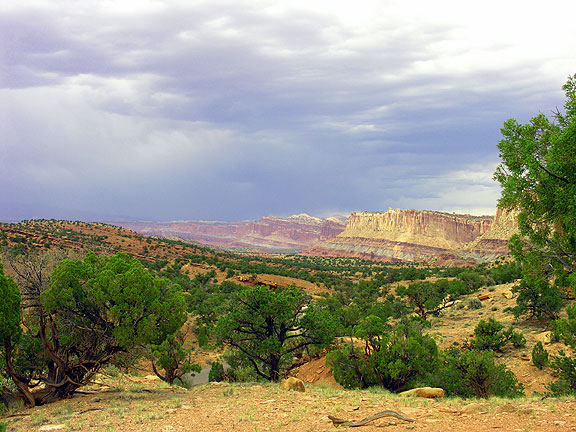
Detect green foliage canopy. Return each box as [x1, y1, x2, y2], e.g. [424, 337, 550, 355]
[45, 251, 186, 350]
[327, 317, 438, 392]
[532, 341, 549, 370]
[494, 74, 576, 317]
[469, 318, 525, 352]
[396, 279, 467, 320]
[215, 285, 336, 382]
[430, 347, 524, 398]
[0, 264, 21, 346]
[551, 304, 576, 393]
[2, 252, 188, 406]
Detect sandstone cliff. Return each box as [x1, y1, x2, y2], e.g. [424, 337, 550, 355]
[340, 210, 492, 249]
[302, 209, 514, 265]
[459, 207, 519, 260]
[118, 214, 347, 253]
[118, 207, 518, 264]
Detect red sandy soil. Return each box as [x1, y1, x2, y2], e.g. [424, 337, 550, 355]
[4, 376, 576, 432]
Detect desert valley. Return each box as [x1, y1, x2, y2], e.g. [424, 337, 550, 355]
[1, 202, 575, 432]
[2, 4, 575, 429]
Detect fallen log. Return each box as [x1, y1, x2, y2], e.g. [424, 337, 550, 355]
[328, 410, 415, 427]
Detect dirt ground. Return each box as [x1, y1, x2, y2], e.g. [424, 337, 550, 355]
[179, 263, 329, 295]
[4, 376, 576, 432]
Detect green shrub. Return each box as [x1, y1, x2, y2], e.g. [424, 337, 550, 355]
[396, 279, 466, 320]
[508, 256, 564, 320]
[326, 318, 438, 392]
[150, 333, 201, 385]
[220, 350, 262, 382]
[470, 318, 525, 351]
[197, 326, 209, 348]
[510, 332, 527, 348]
[2, 252, 188, 406]
[532, 342, 549, 369]
[549, 351, 576, 395]
[105, 365, 121, 377]
[325, 346, 379, 389]
[457, 270, 487, 291]
[208, 362, 225, 382]
[368, 321, 438, 391]
[468, 298, 483, 310]
[548, 304, 576, 394]
[429, 347, 524, 398]
[215, 285, 336, 382]
[489, 261, 522, 284]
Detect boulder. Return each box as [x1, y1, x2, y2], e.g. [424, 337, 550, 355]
[145, 374, 160, 381]
[501, 290, 514, 299]
[495, 403, 517, 413]
[460, 402, 489, 415]
[535, 332, 553, 345]
[398, 387, 445, 398]
[281, 377, 306, 392]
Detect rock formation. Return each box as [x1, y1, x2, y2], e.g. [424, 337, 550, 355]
[398, 387, 446, 398]
[117, 214, 347, 253]
[431, 207, 520, 266]
[462, 207, 519, 258]
[303, 208, 520, 265]
[117, 207, 519, 264]
[280, 377, 306, 392]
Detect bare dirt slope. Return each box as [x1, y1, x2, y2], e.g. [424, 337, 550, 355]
[4, 377, 576, 432]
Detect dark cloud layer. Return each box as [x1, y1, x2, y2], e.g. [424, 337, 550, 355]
[1, 0, 575, 222]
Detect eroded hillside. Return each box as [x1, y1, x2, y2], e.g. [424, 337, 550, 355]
[116, 214, 347, 253]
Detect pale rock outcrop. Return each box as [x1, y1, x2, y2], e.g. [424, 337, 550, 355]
[461, 207, 519, 261]
[398, 387, 445, 398]
[534, 332, 553, 345]
[460, 402, 490, 415]
[281, 377, 306, 392]
[303, 207, 519, 265]
[303, 209, 493, 264]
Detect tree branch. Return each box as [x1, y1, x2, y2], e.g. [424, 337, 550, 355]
[536, 160, 570, 184]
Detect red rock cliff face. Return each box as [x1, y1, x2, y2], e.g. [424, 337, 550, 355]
[302, 209, 496, 264]
[457, 207, 519, 260]
[117, 214, 346, 253]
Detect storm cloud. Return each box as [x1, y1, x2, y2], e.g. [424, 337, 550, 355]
[1, 0, 575, 221]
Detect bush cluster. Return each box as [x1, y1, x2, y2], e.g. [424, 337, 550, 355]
[532, 342, 549, 369]
[326, 316, 524, 398]
[429, 347, 524, 398]
[470, 318, 526, 351]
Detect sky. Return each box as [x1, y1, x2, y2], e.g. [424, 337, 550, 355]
[1, 0, 576, 222]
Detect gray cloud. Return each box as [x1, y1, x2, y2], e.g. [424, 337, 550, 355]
[1, 0, 575, 222]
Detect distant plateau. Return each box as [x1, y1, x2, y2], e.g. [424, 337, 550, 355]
[115, 208, 518, 266]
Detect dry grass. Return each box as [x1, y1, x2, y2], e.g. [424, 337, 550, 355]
[4, 375, 576, 432]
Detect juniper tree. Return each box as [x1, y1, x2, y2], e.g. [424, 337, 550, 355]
[494, 74, 576, 318]
[215, 285, 336, 382]
[1, 252, 189, 406]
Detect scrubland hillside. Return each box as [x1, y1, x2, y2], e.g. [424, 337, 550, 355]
[0, 219, 574, 432]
